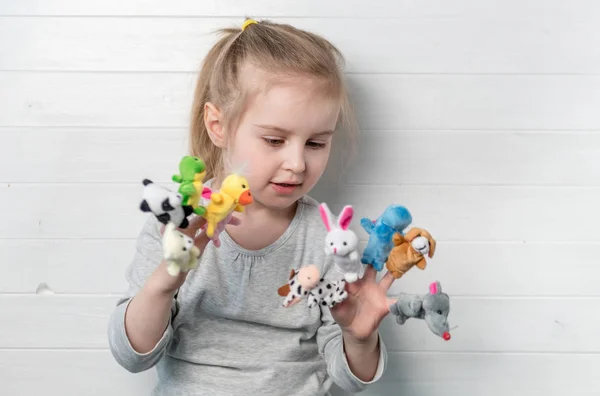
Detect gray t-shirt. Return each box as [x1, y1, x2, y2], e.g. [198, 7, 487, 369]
[107, 194, 388, 395]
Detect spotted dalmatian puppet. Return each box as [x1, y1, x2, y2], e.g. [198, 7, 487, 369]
[277, 264, 348, 308]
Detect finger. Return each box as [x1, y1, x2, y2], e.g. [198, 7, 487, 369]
[378, 271, 396, 291]
[193, 228, 211, 251]
[345, 279, 361, 295]
[363, 265, 377, 282]
[186, 215, 207, 232]
[228, 216, 242, 226]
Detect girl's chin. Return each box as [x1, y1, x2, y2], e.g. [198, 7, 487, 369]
[250, 190, 302, 211]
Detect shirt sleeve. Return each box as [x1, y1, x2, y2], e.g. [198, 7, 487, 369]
[107, 216, 178, 373]
[316, 305, 388, 393]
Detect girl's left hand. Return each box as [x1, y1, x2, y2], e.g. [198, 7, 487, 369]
[330, 266, 396, 342]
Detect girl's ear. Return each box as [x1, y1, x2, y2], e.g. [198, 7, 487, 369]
[204, 102, 226, 148]
[338, 205, 354, 230]
[319, 203, 334, 232]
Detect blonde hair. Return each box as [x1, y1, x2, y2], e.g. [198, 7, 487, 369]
[189, 18, 358, 181]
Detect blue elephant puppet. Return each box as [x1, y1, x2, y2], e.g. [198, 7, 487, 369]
[360, 204, 413, 271]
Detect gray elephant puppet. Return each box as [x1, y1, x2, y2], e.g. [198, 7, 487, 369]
[388, 280, 452, 341]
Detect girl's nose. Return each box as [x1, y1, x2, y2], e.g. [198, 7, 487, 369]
[282, 146, 306, 173]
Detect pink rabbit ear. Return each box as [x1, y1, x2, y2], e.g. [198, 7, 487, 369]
[338, 205, 354, 230]
[429, 281, 441, 294]
[319, 203, 333, 232]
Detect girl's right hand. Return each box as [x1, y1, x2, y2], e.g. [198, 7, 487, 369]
[146, 215, 238, 295]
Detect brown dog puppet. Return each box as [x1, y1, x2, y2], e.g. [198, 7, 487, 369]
[385, 228, 436, 279]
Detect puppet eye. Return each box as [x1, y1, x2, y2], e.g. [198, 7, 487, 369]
[343, 242, 347, 246]
[437, 310, 442, 315]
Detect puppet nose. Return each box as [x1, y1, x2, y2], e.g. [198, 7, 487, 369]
[239, 190, 253, 205]
[443, 332, 451, 341]
[333, 247, 337, 254]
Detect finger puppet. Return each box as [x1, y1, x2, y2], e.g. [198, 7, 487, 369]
[387, 281, 451, 341]
[319, 203, 364, 283]
[162, 222, 201, 277]
[278, 265, 320, 307]
[203, 173, 253, 237]
[386, 227, 436, 279]
[277, 265, 348, 308]
[307, 278, 348, 308]
[172, 155, 208, 215]
[198, 187, 226, 247]
[140, 179, 194, 229]
[360, 204, 412, 271]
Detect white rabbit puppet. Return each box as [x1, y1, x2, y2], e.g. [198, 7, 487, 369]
[319, 202, 364, 283]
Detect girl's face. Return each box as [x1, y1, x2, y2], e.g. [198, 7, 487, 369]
[225, 72, 340, 212]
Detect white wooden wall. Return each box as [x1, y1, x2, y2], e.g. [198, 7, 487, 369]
[2, 1, 599, 395]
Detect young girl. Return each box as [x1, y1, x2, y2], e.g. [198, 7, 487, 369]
[108, 18, 398, 395]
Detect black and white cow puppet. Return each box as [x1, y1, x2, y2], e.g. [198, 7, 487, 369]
[140, 179, 194, 229]
[278, 264, 348, 308]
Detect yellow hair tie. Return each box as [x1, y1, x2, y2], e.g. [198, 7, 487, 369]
[242, 19, 258, 31]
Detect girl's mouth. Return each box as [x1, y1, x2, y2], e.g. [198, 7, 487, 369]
[271, 182, 300, 194]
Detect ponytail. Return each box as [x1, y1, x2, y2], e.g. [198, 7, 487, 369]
[189, 29, 239, 181]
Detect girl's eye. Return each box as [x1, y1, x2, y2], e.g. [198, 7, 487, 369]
[306, 141, 327, 149]
[264, 138, 284, 146]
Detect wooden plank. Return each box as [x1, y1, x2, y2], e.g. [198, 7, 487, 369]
[0, 350, 157, 396]
[0, 239, 134, 294]
[0, 296, 116, 348]
[0, 127, 188, 183]
[1, 350, 597, 396]
[349, 74, 600, 130]
[328, 130, 600, 186]
[0, 72, 193, 128]
[0, 183, 148, 239]
[0, 0, 595, 18]
[1, 183, 597, 242]
[3, 16, 600, 74]
[344, 352, 600, 396]
[4, 72, 600, 130]
[1, 240, 598, 297]
[2, 295, 599, 353]
[5, 128, 600, 186]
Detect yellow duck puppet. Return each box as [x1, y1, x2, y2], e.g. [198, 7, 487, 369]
[203, 173, 253, 237]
